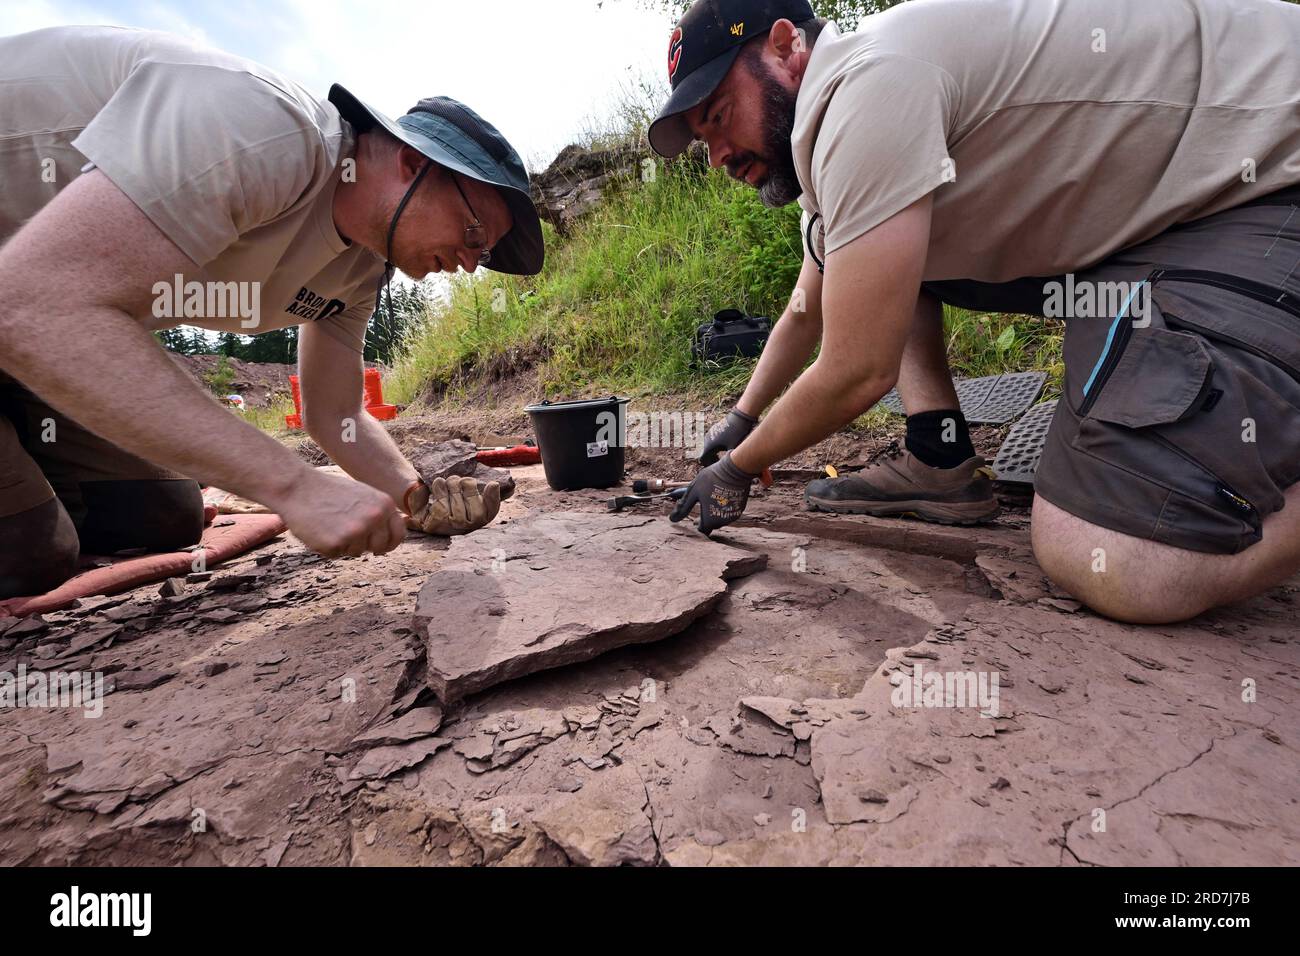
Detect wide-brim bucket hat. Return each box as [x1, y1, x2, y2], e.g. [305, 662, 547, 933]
[330, 84, 544, 275]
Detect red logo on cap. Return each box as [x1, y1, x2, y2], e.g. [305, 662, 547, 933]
[668, 26, 684, 81]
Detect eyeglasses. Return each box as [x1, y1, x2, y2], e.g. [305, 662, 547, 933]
[450, 174, 493, 268]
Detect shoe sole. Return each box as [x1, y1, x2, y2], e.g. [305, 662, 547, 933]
[805, 495, 1001, 526]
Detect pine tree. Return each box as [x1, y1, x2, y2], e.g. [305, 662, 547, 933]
[217, 332, 245, 359]
[242, 327, 297, 364]
[366, 279, 431, 365]
[154, 327, 192, 353]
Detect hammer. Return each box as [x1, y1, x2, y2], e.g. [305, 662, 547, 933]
[633, 466, 774, 495]
[630, 478, 691, 494]
[607, 487, 688, 513]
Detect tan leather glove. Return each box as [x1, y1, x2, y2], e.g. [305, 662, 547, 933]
[403, 475, 502, 536]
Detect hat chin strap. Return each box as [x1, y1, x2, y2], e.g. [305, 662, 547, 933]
[374, 159, 437, 329]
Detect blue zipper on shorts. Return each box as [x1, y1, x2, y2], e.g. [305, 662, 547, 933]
[1078, 280, 1149, 414]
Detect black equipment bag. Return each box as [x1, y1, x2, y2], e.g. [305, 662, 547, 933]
[693, 309, 771, 364]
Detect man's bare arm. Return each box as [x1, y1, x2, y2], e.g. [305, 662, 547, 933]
[297, 320, 418, 508]
[731, 194, 933, 474]
[0, 170, 405, 557]
[734, 254, 825, 416]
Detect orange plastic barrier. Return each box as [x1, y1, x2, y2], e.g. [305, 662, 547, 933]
[363, 368, 398, 422]
[285, 370, 396, 430]
[286, 374, 304, 429]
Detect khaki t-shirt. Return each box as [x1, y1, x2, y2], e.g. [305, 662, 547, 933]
[795, 0, 1300, 282]
[0, 25, 383, 348]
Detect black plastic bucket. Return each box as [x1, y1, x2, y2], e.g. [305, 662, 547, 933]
[525, 396, 629, 491]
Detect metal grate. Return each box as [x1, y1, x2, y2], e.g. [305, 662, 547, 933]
[992, 399, 1059, 485]
[877, 372, 1047, 425]
[877, 390, 907, 415]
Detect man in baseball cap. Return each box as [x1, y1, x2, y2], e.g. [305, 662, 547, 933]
[657, 0, 1300, 624]
[0, 25, 543, 599]
[649, 0, 815, 207]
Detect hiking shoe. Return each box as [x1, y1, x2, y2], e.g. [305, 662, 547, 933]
[804, 447, 1000, 525]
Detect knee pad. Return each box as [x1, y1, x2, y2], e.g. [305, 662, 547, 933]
[0, 498, 79, 599]
[76, 479, 205, 554]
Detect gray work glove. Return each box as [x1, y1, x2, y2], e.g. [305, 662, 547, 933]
[698, 407, 759, 466]
[670, 456, 758, 536]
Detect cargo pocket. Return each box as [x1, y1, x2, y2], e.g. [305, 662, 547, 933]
[1071, 269, 1300, 541]
[1080, 326, 1214, 427]
[1148, 270, 1300, 514]
[1071, 316, 1266, 541]
[1147, 270, 1300, 382]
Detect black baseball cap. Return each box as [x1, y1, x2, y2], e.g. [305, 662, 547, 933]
[329, 84, 545, 276]
[648, 0, 815, 158]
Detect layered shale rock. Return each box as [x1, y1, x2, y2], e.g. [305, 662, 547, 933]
[415, 512, 767, 701]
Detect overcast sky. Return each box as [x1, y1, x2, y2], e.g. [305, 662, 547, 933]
[0, 0, 675, 170]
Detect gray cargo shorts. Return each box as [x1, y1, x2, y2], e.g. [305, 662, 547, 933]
[923, 184, 1300, 555]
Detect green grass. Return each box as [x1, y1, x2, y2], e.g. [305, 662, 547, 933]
[385, 160, 798, 409]
[385, 156, 1063, 414]
[202, 355, 237, 395]
[945, 308, 1065, 398]
[239, 395, 297, 435]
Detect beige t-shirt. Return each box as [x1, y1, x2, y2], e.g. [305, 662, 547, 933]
[0, 25, 383, 348]
[795, 0, 1300, 282]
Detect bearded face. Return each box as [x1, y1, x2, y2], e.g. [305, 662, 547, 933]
[753, 70, 802, 205]
[737, 47, 802, 207]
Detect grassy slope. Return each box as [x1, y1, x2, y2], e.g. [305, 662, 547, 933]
[385, 155, 1063, 424]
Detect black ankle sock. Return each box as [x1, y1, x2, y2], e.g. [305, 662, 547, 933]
[905, 409, 976, 469]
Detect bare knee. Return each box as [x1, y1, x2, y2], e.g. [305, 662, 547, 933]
[1030, 496, 1223, 624]
[0, 498, 79, 599]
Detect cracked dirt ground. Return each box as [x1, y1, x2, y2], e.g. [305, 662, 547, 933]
[1, 465, 1296, 866]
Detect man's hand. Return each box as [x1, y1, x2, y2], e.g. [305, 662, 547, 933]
[698, 407, 759, 466]
[670, 456, 757, 535]
[276, 468, 408, 558]
[404, 476, 502, 536]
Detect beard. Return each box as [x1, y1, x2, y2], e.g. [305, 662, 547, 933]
[730, 56, 802, 208]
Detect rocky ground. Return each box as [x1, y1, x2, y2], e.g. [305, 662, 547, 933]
[168, 354, 295, 409]
[2, 452, 1295, 867]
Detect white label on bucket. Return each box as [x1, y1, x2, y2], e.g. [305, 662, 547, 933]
[586, 440, 609, 458]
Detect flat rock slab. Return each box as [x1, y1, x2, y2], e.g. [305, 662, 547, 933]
[415, 512, 768, 702]
[341, 705, 444, 754]
[532, 764, 657, 866]
[673, 599, 1299, 866]
[350, 738, 450, 781]
[738, 508, 1026, 565]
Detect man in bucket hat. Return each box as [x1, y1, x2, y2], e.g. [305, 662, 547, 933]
[0, 25, 543, 599]
[658, 0, 1300, 624]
